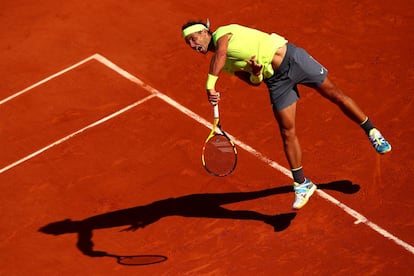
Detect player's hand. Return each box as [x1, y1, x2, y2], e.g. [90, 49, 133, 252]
[246, 55, 263, 76]
[207, 89, 220, 105]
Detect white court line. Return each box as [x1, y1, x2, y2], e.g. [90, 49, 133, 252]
[0, 94, 155, 174]
[1, 54, 413, 255]
[0, 55, 97, 105]
[93, 54, 414, 255]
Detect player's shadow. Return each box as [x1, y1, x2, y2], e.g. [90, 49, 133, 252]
[39, 180, 358, 262]
[317, 180, 360, 194]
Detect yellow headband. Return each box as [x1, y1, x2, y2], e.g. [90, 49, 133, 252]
[182, 24, 207, 38]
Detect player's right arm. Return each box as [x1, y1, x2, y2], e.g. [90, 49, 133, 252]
[209, 34, 230, 76]
[206, 34, 231, 104]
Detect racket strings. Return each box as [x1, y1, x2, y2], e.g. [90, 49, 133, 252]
[203, 134, 237, 176]
[117, 255, 167, 265]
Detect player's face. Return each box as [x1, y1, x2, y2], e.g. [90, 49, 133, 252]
[185, 30, 209, 54]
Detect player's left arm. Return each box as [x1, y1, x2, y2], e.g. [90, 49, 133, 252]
[233, 71, 261, 86]
[232, 55, 263, 86]
[246, 56, 263, 84]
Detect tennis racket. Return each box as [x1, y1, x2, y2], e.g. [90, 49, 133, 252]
[201, 103, 237, 176]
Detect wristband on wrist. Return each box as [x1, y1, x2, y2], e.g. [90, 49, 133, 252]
[206, 74, 218, 90]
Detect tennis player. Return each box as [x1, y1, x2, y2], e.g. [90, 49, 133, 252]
[181, 21, 391, 209]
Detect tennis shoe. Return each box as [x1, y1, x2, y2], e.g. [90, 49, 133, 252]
[292, 179, 317, 210]
[368, 128, 391, 154]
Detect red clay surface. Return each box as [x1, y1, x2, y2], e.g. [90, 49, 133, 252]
[1, 1, 413, 275]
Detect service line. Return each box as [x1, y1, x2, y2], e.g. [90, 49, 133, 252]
[0, 94, 155, 174]
[0, 55, 96, 105]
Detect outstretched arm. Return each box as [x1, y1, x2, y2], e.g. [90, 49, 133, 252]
[206, 34, 230, 104]
[209, 34, 229, 76]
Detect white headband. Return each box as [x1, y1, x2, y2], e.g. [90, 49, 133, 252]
[182, 24, 207, 38]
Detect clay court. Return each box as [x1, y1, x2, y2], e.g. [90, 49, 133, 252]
[1, 0, 413, 275]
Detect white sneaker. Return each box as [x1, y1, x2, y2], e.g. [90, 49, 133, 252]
[293, 179, 317, 210]
[368, 128, 392, 154]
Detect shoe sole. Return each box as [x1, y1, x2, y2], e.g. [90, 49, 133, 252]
[378, 145, 392, 154]
[292, 184, 317, 210]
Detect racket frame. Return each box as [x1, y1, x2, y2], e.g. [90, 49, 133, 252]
[201, 104, 237, 177]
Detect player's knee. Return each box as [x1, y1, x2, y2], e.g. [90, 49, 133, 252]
[280, 126, 297, 140]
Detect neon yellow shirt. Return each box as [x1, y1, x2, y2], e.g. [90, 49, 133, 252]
[212, 24, 288, 83]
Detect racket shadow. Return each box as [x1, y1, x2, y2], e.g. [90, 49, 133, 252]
[105, 254, 168, 266]
[38, 180, 358, 262]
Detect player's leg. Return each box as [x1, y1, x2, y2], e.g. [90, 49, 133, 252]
[273, 102, 301, 170]
[290, 43, 391, 155]
[273, 103, 317, 210]
[316, 77, 391, 154]
[266, 43, 317, 210]
[316, 77, 366, 123]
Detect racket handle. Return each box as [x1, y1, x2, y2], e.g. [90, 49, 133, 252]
[213, 103, 219, 119]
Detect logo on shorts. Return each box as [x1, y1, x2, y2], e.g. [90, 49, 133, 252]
[320, 67, 325, 74]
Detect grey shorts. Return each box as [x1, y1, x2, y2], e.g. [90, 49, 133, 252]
[264, 43, 328, 111]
